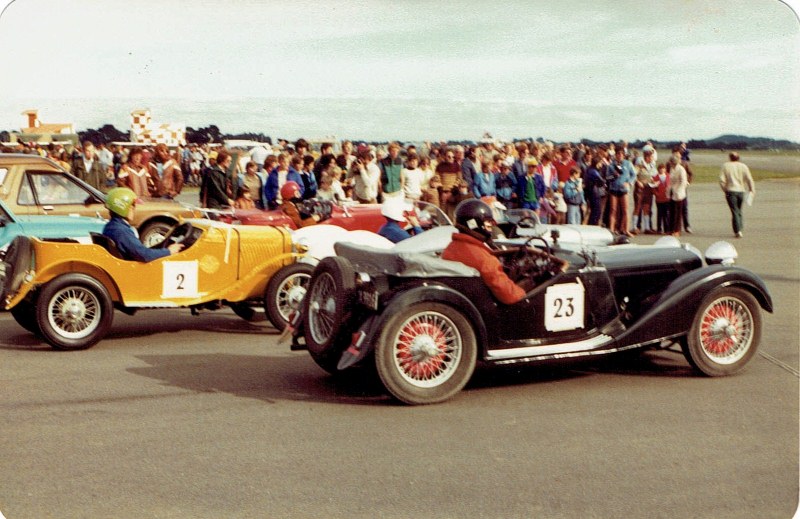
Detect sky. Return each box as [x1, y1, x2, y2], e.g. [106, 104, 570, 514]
[1, 0, 799, 142]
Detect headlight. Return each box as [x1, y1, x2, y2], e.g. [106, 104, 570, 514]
[705, 241, 738, 265]
[293, 237, 310, 254]
[654, 236, 681, 248]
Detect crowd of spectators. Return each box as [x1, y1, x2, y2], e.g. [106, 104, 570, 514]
[1, 137, 695, 237]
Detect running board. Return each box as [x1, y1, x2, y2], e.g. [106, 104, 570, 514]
[486, 334, 616, 363]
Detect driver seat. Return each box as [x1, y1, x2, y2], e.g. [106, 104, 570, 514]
[90, 232, 124, 259]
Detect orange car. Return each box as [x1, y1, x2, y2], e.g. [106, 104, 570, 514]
[0, 219, 303, 350]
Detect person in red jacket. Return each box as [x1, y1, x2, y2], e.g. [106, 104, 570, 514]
[442, 199, 526, 305]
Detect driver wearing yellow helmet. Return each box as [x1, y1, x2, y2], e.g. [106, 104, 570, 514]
[102, 187, 183, 262]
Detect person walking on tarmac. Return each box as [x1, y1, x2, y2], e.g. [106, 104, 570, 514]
[441, 199, 527, 305]
[102, 187, 183, 262]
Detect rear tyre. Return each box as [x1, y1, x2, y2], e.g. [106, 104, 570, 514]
[265, 262, 314, 331]
[375, 302, 477, 405]
[682, 287, 761, 376]
[11, 297, 40, 335]
[36, 274, 114, 351]
[303, 257, 355, 371]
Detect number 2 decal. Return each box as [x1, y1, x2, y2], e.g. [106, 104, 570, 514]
[162, 261, 199, 298]
[544, 280, 585, 332]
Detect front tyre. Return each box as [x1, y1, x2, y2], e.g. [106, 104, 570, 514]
[36, 274, 114, 351]
[375, 302, 477, 405]
[265, 262, 314, 331]
[682, 287, 761, 376]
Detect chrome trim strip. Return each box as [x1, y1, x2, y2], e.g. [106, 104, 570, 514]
[487, 334, 614, 361]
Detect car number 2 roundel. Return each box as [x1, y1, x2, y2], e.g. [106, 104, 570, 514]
[162, 261, 200, 299]
[544, 278, 585, 332]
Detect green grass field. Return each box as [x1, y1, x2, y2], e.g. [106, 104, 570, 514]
[655, 149, 800, 183]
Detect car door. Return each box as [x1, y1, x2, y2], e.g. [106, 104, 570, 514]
[20, 171, 108, 219]
[493, 268, 620, 345]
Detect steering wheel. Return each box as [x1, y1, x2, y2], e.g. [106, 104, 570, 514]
[159, 222, 198, 249]
[503, 236, 565, 284]
[301, 199, 333, 222]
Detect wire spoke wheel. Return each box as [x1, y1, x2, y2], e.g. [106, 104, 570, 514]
[683, 287, 761, 376]
[48, 287, 102, 339]
[698, 296, 754, 364]
[376, 302, 477, 405]
[36, 274, 113, 350]
[392, 311, 462, 388]
[308, 272, 337, 346]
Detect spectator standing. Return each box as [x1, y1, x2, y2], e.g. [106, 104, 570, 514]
[719, 152, 755, 238]
[348, 149, 381, 204]
[668, 157, 689, 237]
[511, 144, 530, 181]
[632, 148, 658, 234]
[554, 145, 577, 184]
[495, 163, 517, 208]
[317, 171, 346, 204]
[265, 152, 304, 209]
[118, 148, 156, 198]
[472, 162, 497, 199]
[674, 143, 693, 233]
[563, 167, 585, 225]
[585, 156, 607, 226]
[150, 143, 183, 199]
[652, 163, 671, 234]
[300, 155, 319, 200]
[606, 147, 636, 236]
[72, 141, 107, 192]
[336, 140, 356, 172]
[401, 154, 425, 201]
[517, 162, 544, 211]
[241, 161, 267, 209]
[435, 148, 462, 214]
[419, 156, 441, 207]
[379, 142, 404, 200]
[202, 149, 235, 211]
[460, 146, 479, 191]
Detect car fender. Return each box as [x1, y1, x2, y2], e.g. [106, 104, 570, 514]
[615, 264, 772, 348]
[338, 283, 488, 370]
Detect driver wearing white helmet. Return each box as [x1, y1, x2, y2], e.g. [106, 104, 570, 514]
[377, 197, 423, 243]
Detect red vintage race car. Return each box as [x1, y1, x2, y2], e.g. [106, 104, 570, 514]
[225, 201, 387, 232]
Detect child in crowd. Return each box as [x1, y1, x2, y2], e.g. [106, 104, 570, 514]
[401, 154, 425, 201]
[495, 163, 517, 208]
[563, 167, 586, 225]
[653, 163, 671, 234]
[234, 186, 255, 209]
[317, 172, 346, 204]
[552, 186, 567, 224]
[540, 187, 558, 224]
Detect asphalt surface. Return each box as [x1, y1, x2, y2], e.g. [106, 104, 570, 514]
[0, 180, 797, 519]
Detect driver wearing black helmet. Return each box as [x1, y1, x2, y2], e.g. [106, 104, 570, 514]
[441, 199, 526, 305]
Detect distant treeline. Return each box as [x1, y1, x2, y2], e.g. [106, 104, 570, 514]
[3, 124, 797, 151]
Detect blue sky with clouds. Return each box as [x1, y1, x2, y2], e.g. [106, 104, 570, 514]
[1, 0, 798, 141]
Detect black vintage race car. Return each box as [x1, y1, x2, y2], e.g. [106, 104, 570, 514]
[289, 218, 773, 405]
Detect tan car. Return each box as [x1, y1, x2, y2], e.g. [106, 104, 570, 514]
[0, 153, 203, 246]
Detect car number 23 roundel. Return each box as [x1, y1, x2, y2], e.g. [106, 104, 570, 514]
[544, 279, 585, 332]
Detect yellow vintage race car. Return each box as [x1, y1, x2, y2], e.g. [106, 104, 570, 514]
[0, 219, 302, 350]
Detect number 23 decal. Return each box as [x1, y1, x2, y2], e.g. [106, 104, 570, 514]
[552, 296, 575, 318]
[544, 280, 585, 332]
[162, 261, 199, 298]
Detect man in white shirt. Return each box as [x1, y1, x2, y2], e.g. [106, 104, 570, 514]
[719, 152, 755, 238]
